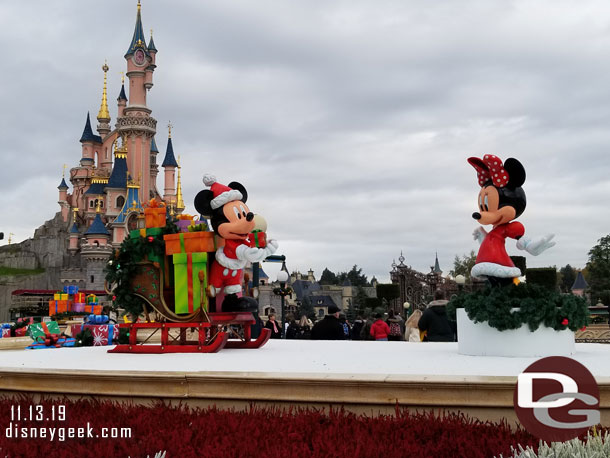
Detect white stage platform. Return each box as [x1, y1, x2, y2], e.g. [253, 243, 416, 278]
[1, 341, 609, 423]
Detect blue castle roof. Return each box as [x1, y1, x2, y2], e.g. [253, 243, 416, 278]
[70, 222, 79, 234]
[58, 178, 68, 190]
[571, 271, 588, 291]
[148, 35, 157, 52]
[84, 181, 106, 195]
[86, 213, 109, 236]
[150, 136, 159, 153]
[113, 185, 143, 224]
[118, 84, 127, 101]
[107, 154, 128, 189]
[161, 137, 178, 167]
[80, 112, 102, 144]
[125, 3, 147, 57]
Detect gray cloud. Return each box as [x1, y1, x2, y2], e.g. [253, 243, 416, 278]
[1, 0, 609, 282]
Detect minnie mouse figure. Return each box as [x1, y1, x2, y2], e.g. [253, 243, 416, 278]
[468, 155, 555, 286]
[194, 175, 278, 312]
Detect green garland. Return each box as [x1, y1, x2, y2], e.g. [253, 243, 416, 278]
[104, 218, 179, 318]
[446, 283, 590, 332]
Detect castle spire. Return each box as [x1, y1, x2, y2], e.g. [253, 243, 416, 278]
[125, 0, 147, 57]
[97, 62, 110, 121]
[148, 28, 157, 53]
[161, 123, 178, 167]
[176, 156, 185, 211]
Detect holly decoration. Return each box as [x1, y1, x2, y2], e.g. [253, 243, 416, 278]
[447, 283, 590, 332]
[104, 217, 179, 318]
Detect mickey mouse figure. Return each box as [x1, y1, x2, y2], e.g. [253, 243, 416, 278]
[468, 155, 555, 287]
[194, 175, 278, 312]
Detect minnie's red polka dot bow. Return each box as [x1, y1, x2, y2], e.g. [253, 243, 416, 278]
[467, 155, 509, 187]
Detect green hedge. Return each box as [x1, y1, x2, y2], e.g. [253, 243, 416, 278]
[525, 267, 557, 290]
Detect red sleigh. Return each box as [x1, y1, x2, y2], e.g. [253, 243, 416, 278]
[107, 244, 270, 354]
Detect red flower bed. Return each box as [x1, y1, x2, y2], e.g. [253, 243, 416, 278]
[0, 397, 538, 458]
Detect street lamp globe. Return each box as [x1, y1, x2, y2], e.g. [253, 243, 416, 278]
[277, 271, 289, 284]
[455, 274, 466, 285]
[403, 301, 410, 310]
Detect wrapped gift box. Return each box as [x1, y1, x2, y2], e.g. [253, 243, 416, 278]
[86, 314, 109, 324]
[28, 321, 60, 340]
[173, 252, 208, 314]
[144, 207, 166, 228]
[82, 324, 116, 346]
[86, 294, 98, 304]
[249, 231, 267, 248]
[27, 337, 75, 349]
[63, 285, 79, 295]
[129, 227, 164, 263]
[48, 300, 70, 316]
[83, 305, 102, 315]
[73, 303, 86, 313]
[164, 232, 223, 255]
[75, 292, 86, 303]
[53, 292, 62, 300]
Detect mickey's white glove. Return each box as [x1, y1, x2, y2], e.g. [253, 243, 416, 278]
[236, 239, 279, 263]
[516, 234, 556, 256]
[473, 227, 487, 245]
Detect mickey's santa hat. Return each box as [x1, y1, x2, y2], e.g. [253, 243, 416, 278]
[203, 174, 243, 210]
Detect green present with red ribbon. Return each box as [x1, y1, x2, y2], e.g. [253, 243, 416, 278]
[172, 252, 208, 314]
[28, 321, 60, 340]
[129, 227, 164, 263]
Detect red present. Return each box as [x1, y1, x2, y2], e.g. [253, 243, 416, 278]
[82, 324, 115, 346]
[249, 231, 267, 248]
[75, 292, 86, 303]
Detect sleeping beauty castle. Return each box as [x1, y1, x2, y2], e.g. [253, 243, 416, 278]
[1, 2, 184, 300]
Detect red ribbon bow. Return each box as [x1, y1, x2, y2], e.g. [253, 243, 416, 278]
[468, 154, 510, 187]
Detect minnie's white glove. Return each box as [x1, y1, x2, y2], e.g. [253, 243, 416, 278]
[473, 227, 487, 245]
[516, 234, 555, 256]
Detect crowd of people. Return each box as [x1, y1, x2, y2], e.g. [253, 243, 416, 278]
[252, 290, 457, 342]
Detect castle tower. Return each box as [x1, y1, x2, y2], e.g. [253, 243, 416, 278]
[105, 136, 129, 220]
[58, 170, 70, 223]
[162, 124, 178, 204]
[68, 208, 80, 255]
[97, 62, 112, 141]
[117, 0, 157, 202]
[117, 73, 128, 118]
[81, 203, 113, 290]
[175, 156, 185, 213]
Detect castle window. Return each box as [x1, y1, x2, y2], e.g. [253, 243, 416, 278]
[90, 275, 94, 284]
[116, 196, 125, 209]
[89, 200, 94, 208]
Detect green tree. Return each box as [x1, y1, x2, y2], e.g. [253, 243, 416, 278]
[586, 235, 610, 304]
[449, 250, 477, 281]
[337, 265, 368, 287]
[559, 264, 576, 293]
[298, 295, 315, 320]
[319, 268, 338, 285]
[376, 283, 400, 305]
[353, 286, 371, 313]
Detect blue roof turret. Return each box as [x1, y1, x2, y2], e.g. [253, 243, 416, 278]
[161, 137, 178, 167]
[70, 222, 79, 234]
[58, 178, 69, 190]
[125, 1, 147, 57]
[86, 213, 109, 236]
[80, 112, 102, 144]
[118, 83, 127, 101]
[107, 154, 128, 189]
[150, 136, 159, 153]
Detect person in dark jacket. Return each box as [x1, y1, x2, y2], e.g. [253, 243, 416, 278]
[250, 311, 264, 339]
[311, 305, 345, 340]
[418, 290, 456, 342]
[264, 313, 282, 339]
[351, 316, 364, 340]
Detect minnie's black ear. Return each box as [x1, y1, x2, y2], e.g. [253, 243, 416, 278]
[504, 158, 526, 188]
[228, 181, 248, 203]
[194, 190, 214, 217]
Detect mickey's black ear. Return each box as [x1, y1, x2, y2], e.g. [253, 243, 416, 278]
[227, 181, 248, 203]
[504, 158, 526, 188]
[194, 190, 214, 217]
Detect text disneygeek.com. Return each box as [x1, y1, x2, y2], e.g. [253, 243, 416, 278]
[5, 423, 132, 441]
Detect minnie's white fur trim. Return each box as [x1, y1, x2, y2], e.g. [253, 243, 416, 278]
[224, 284, 242, 294]
[471, 262, 522, 279]
[203, 174, 216, 186]
[215, 247, 247, 270]
[211, 190, 243, 209]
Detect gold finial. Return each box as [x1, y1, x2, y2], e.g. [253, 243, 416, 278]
[8, 233, 14, 245]
[176, 160, 185, 211]
[120, 71, 125, 85]
[137, 0, 141, 11]
[150, 28, 153, 38]
[72, 207, 79, 223]
[97, 61, 110, 121]
[167, 121, 173, 138]
[63, 164, 67, 178]
[95, 200, 102, 213]
[169, 201, 175, 217]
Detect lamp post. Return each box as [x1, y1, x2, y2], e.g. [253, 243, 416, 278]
[274, 270, 290, 338]
[455, 274, 466, 293]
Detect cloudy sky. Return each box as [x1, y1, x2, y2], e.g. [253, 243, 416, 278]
[1, 0, 609, 283]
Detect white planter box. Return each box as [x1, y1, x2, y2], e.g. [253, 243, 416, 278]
[456, 308, 575, 357]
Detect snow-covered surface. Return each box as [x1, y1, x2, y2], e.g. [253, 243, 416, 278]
[2, 341, 610, 379]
